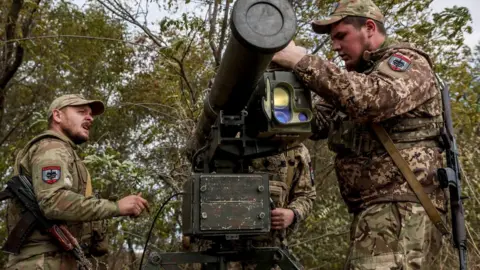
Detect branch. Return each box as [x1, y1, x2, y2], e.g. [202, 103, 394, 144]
[461, 156, 480, 206]
[1, 0, 25, 90]
[116, 102, 181, 122]
[181, 23, 202, 62]
[217, 0, 230, 64]
[178, 77, 195, 119]
[466, 223, 480, 259]
[289, 231, 349, 247]
[97, 0, 166, 49]
[3, 0, 22, 61]
[158, 173, 182, 193]
[0, 46, 24, 91]
[311, 36, 329, 55]
[120, 102, 177, 111]
[0, 0, 40, 135]
[380, 0, 398, 24]
[208, 0, 220, 65]
[96, 0, 194, 94]
[0, 111, 32, 147]
[97, 0, 202, 106]
[21, 0, 41, 38]
[167, 56, 196, 106]
[178, 63, 196, 106]
[0, 34, 153, 49]
[3, 61, 40, 92]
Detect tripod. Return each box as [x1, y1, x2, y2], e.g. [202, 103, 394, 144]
[143, 245, 302, 270]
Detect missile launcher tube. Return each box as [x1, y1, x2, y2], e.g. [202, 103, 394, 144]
[187, 0, 296, 156]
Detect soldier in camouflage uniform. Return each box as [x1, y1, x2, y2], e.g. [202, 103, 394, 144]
[188, 143, 316, 270]
[272, 0, 446, 269]
[6, 94, 150, 269]
[228, 143, 317, 270]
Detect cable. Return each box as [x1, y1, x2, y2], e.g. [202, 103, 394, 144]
[139, 192, 185, 270]
[192, 144, 209, 171]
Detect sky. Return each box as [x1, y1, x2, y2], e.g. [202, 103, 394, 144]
[431, 0, 479, 49]
[74, 0, 479, 49]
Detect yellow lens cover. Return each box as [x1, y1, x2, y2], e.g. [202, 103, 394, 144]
[273, 87, 289, 108]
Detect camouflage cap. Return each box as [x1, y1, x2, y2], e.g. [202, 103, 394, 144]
[312, 0, 384, 34]
[47, 94, 105, 118]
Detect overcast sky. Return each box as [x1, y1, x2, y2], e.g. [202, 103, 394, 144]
[431, 0, 479, 49]
[73, 0, 479, 49]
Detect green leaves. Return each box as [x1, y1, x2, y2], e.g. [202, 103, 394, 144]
[1, 0, 479, 268]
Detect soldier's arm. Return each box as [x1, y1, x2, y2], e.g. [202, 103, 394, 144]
[294, 48, 438, 123]
[287, 144, 316, 222]
[30, 140, 120, 221]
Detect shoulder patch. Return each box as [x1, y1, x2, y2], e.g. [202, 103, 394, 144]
[42, 166, 61, 184]
[388, 53, 411, 72]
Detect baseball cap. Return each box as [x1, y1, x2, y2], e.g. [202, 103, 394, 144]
[312, 0, 385, 34]
[47, 94, 105, 118]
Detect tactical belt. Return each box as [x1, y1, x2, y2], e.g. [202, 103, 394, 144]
[371, 123, 449, 235]
[328, 118, 443, 156]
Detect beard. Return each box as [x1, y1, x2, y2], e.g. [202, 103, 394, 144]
[352, 39, 373, 73]
[353, 57, 370, 73]
[62, 126, 88, 145]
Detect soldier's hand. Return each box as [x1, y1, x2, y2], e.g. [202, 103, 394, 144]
[271, 208, 295, 230]
[117, 193, 150, 217]
[272, 41, 307, 69]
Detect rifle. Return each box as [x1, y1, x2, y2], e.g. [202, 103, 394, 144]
[436, 78, 468, 270]
[0, 175, 92, 270]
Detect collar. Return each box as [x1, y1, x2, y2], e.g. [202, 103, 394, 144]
[43, 130, 77, 149]
[362, 37, 399, 62]
[358, 37, 400, 73]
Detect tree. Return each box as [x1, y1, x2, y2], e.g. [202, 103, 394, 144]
[0, 0, 42, 147]
[0, 1, 138, 266]
[1, 0, 478, 269]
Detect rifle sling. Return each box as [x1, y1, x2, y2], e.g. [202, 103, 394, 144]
[371, 123, 449, 235]
[2, 211, 38, 254]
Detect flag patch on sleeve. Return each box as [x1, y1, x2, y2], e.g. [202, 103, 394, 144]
[388, 53, 411, 72]
[42, 166, 61, 184]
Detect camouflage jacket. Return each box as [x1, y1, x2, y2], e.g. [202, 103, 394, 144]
[249, 143, 316, 247]
[6, 130, 119, 262]
[293, 40, 446, 213]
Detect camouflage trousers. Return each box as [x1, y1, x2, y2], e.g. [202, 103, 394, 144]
[6, 252, 77, 270]
[344, 202, 444, 270]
